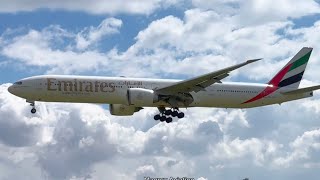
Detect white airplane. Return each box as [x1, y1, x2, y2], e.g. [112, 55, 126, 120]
[8, 47, 320, 123]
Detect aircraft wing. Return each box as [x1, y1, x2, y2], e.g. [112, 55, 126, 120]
[155, 59, 262, 94]
[281, 85, 320, 95]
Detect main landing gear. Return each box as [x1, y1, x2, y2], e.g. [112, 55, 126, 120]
[154, 107, 185, 123]
[28, 100, 36, 114]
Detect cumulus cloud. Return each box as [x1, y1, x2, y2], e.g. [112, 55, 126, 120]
[1, 83, 320, 179]
[236, 0, 320, 25]
[76, 18, 122, 50]
[0, 0, 182, 15]
[1, 1, 320, 179]
[2, 6, 320, 80]
[0, 20, 118, 74]
[274, 129, 320, 168]
[0, 84, 223, 179]
[192, 0, 320, 25]
[0, 84, 43, 147]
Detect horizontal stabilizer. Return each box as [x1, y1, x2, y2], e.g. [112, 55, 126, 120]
[282, 85, 320, 95]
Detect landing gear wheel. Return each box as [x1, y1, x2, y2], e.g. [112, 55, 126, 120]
[164, 110, 172, 115]
[154, 114, 161, 120]
[155, 107, 185, 123]
[31, 108, 36, 114]
[27, 100, 36, 114]
[172, 111, 178, 117]
[177, 112, 184, 119]
[160, 116, 166, 122]
[166, 117, 173, 123]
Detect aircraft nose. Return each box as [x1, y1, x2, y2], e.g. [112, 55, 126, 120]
[8, 85, 15, 94]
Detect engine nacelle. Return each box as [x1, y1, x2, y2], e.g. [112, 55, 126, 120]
[127, 88, 158, 106]
[109, 104, 142, 116]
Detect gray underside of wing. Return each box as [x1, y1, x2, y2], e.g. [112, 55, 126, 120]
[282, 85, 320, 95]
[155, 59, 262, 95]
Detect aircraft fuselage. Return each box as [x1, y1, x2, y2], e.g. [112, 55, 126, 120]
[8, 75, 312, 108]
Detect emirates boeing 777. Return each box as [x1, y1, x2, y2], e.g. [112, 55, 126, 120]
[8, 47, 320, 123]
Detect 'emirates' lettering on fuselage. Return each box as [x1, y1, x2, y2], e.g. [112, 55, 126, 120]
[47, 78, 115, 93]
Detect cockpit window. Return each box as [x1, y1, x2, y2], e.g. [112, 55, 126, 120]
[14, 81, 22, 85]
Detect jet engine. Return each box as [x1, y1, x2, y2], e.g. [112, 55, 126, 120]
[127, 88, 158, 106]
[109, 104, 142, 116]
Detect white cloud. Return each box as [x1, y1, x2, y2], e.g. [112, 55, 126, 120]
[1, 1, 320, 179]
[2, 7, 320, 81]
[192, 0, 320, 25]
[274, 129, 320, 167]
[236, 0, 320, 25]
[76, 18, 122, 50]
[1, 25, 111, 74]
[1, 83, 320, 179]
[197, 178, 208, 180]
[211, 137, 280, 166]
[0, 0, 182, 15]
[135, 165, 156, 179]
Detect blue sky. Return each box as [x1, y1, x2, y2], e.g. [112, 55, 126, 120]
[1, 4, 320, 84]
[0, 11, 141, 83]
[1, 1, 320, 180]
[0, 7, 188, 84]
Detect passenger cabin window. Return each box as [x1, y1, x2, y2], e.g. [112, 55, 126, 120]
[14, 81, 22, 85]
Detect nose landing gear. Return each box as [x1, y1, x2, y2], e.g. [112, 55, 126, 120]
[27, 100, 36, 114]
[154, 107, 184, 123]
[31, 108, 36, 114]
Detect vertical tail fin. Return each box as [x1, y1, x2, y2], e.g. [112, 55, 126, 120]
[268, 47, 313, 89]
